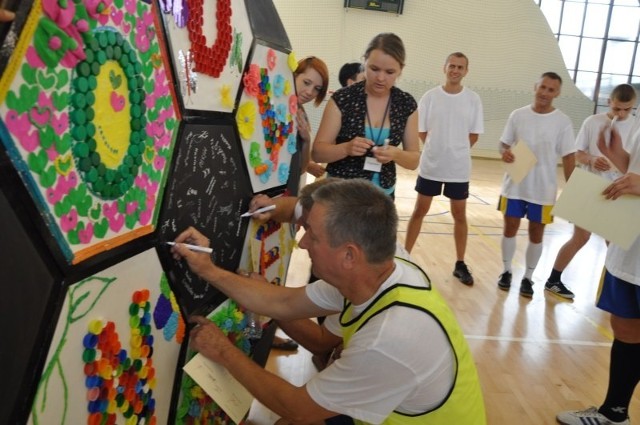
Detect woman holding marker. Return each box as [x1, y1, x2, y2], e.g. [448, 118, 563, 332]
[312, 33, 420, 197]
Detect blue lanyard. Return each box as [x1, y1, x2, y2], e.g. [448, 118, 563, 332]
[365, 95, 391, 145]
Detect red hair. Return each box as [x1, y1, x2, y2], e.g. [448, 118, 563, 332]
[295, 56, 329, 106]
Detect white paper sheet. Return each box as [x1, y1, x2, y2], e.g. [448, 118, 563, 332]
[552, 168, 640, 249]
[183, 353, 254, 424]
[504, 140, 537, 184]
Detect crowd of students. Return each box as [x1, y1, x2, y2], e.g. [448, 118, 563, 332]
[3, 5, 637, 423]
[168, 28, 640, 424]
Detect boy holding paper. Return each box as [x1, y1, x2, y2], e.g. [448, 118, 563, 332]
[556, 114, 640, 425]
[497, 72, 576, 298]
[545, 84, 637, 299]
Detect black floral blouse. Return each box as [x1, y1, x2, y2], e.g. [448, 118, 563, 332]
[325, 81, 417, 189]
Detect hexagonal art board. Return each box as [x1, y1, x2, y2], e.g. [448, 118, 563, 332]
[238, 218, 297, 288]
[158, 0, 253, 114]
[157, 121, 253, 316]
[0, 0, 178, 264]
[28, 248, 184, 425]
[237, 40, 298, 193]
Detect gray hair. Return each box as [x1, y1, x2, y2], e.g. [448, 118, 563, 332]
[299, 177, 340, 212]
[311, 179, 397, 263]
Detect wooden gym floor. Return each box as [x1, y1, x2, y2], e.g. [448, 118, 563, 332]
[246, 158, 639, 425]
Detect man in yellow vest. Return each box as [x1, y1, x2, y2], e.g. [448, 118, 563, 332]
[171, 179, 486, 424]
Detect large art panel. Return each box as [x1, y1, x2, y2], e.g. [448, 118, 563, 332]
[0, 0, 178, 264]
[0, 182, 61, 425]
[158, 121, 252, 316]
[239, 218, 296, 287]
[158, 0, 253, 114]
[175, 298, 252, 425]
[28, 248, 184, 425]
[237, 41, 297, 193]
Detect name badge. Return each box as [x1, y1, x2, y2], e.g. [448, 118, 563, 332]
[363, 156, 382, 172]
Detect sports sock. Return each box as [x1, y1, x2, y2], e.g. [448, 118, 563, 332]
[599, 339, 640, 422]
[501, 236, 516, 273]
[523, 242, 542, 280]
[548, 268, 562, 283]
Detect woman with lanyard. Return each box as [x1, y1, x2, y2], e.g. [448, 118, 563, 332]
[312, 33, 419, 197]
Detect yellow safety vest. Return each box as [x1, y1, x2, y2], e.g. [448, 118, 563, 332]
[340, 259, 486, 425]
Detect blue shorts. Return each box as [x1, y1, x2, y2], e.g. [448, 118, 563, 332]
[597, 269, 640, 319]
[497, 196, 554, 224]
[415, 176, 469, 200]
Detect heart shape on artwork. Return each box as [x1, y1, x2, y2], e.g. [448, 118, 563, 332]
[78, 222, 94, 244]
[111, 9, 124, 25]
[89, 203, 101, 220]
[40, 166, 57, 188]
[29, 106, 52, 128]
[60, 209, 78, 232]
[55, 153, 73, 176]
[5, 85, 40, 114]
[67, 228, 79, 244]
[52, 92, 69, 112]
[108, 213, 125, 232]
[109, 70, 122, 90]
[37, 70, 56, 90]
[55, 69, 69, 90]
[55, 134, 72, 154]
[54, 197, 72, 218]
[110, 91, 126, 112]
[93, 218, 109, 238]
[27, 150, 48, 174]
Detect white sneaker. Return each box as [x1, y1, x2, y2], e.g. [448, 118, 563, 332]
[557, 406, 629, 425]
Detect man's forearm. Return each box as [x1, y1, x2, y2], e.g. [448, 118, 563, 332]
[217, 345, 335, 423]
[275, 319, 341, 355]
[199, 267, 300, 319]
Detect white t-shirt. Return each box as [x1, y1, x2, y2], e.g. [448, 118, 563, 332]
[576, 113, 636, 180]
[418, 86, 484, 182]
[304, 260, 455, 424]
[322, 242, 412, 338]
[605, 115, 640, 285]
[500, 105, 576, 204]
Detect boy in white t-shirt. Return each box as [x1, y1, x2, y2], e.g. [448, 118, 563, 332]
[405, 52, 484, 286]
[556, 113, 640, 425]
[497, 72, 576, 298]
[545, 84, 637, 300]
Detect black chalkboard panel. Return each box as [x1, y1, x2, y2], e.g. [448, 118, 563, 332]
[157, 121, 253, 316]
[244, 0, 291, 50]
[0, 177, 62, 424]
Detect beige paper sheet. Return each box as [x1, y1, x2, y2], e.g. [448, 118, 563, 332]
[183, 353, 254, 424]
[504, 140, 537, 184]
[552, 168, 640, 249]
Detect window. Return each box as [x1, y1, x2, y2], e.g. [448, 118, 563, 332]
[535, 0, 640, 114]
